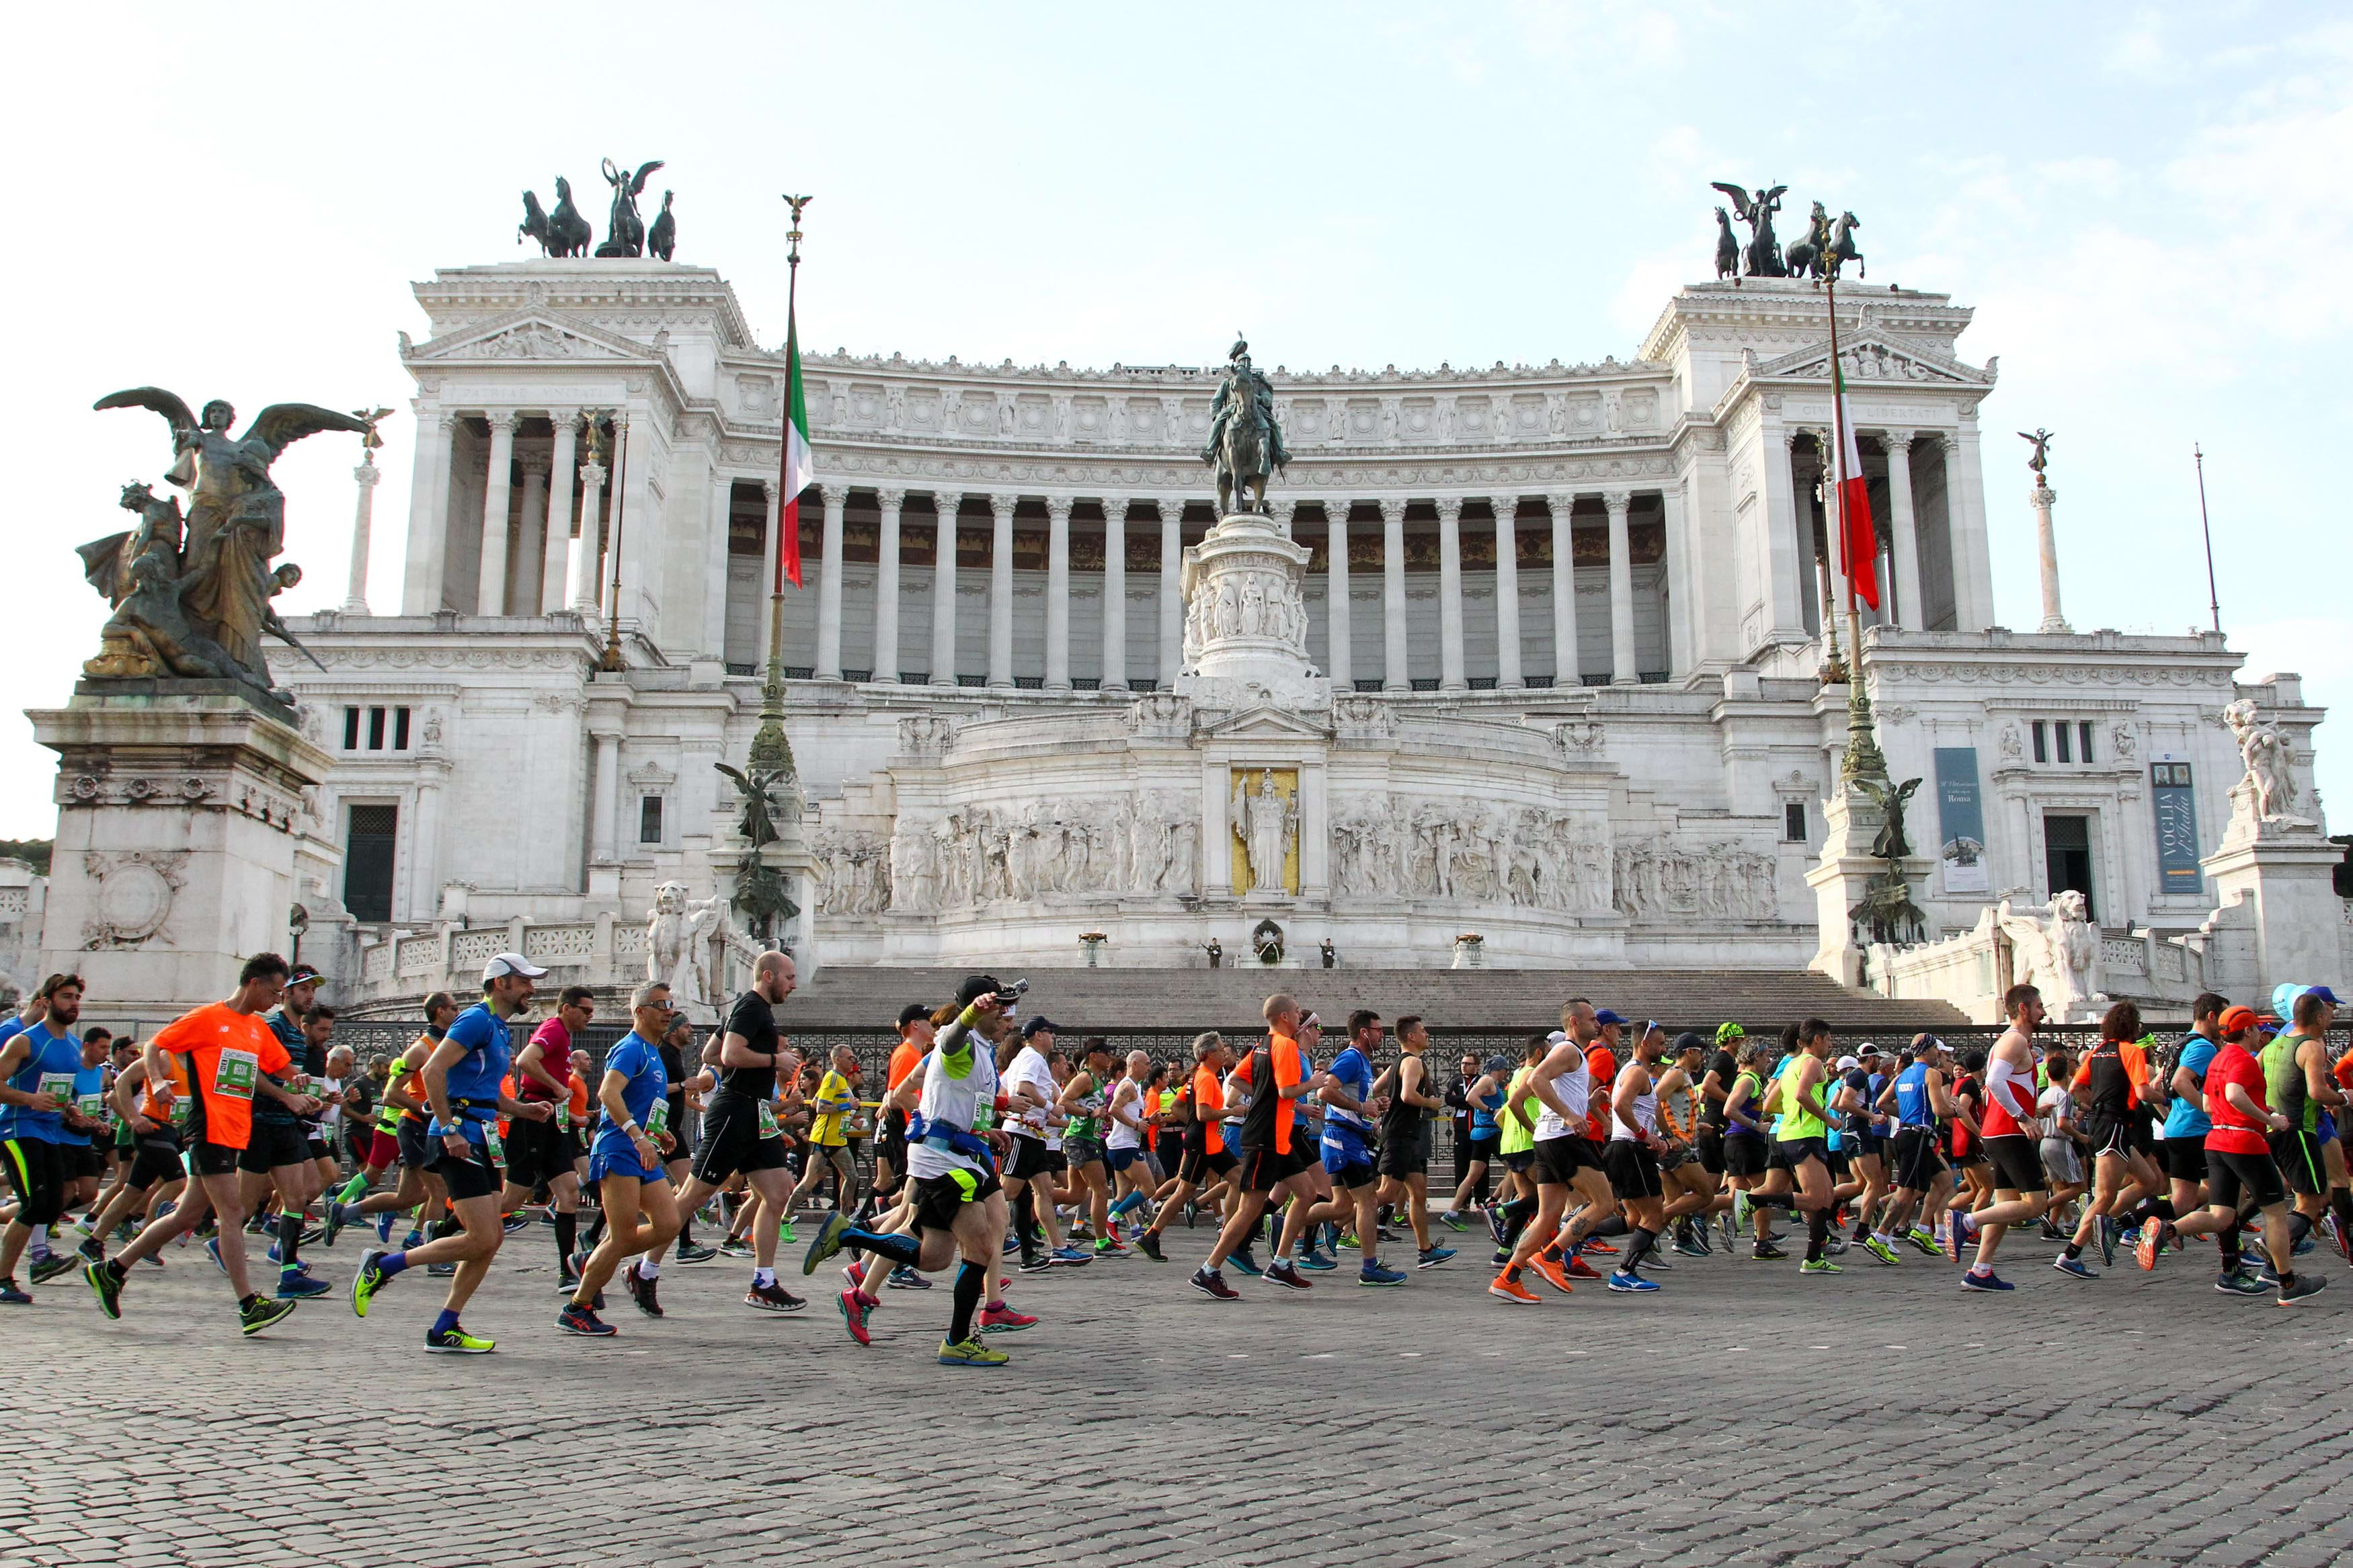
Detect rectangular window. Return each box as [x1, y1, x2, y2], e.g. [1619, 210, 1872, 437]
[2054, 723, 2071, 764]
[639, 795, 664, 845]
[2078, 721, 2094, 764]
[1783, 801, 1808, 843]
[342, 707, 360, 750]
[394, 707, 411, 750]
[366, 706, 387, 751]
[2032, 721, 2048, 764]
[343, 804, 397, 923]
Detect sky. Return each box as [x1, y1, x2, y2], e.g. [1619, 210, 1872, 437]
[2, 3, 2346, 835]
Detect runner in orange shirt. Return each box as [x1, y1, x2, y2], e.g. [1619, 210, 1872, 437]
[1138, 1034, 1234, 1262]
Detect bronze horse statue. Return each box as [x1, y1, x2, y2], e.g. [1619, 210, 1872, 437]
[1713, 207, 1741, 282]
[528, 177, 592, 257]
[1788, 210, 1864, 282]
[519, 190, 553, 255]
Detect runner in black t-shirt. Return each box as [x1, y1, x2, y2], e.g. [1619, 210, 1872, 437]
[668, 952, 806, 1313]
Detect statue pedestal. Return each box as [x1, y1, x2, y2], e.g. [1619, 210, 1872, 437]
[1174, 512, 1330, 710]
[30, 691, 331, 1018]
[1804, 786, 1931, 987]
[2200, 811, 2341, 1001]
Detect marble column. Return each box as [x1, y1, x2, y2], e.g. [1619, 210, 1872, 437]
[1045, 496, 1072, 692]
[1435, 496, 1466, 693]
[399, 407, 452, 614]
[1765, 425, 1806, 638]
[1325, 501, 1353, 690]
[1380, 498, 1408, 692]
[930, 491, 961, 686]
[988, 493, 1016, 690]
[513, 456, 548, 617]
[588, 731, 621, 864]
[1492, 496, 1522, 690]
[1659, 478, 1691, 678]
[1605, 488, 1636, 684]
[2032, 477, 2069, 633]
[476, 411, 516, 614]
[757, 479, 781, 653]
[872, 488, 904, 682]
[1546, 491, 1580, 687]
[1950, 424, 1995, 632]
[1157, 501, 1181, 686]
[343, 459, 380, 614]
[541, 411, 577, 614]
[1815, 431, 1851, 621]
[815, 484, 848, 679]
[1883, 432, 1921, 631]
[567, 452, 606, 612]
[1101, 499, 1128, 692]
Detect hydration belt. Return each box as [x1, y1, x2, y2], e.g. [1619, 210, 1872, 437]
[904, 1112, 990, 1160]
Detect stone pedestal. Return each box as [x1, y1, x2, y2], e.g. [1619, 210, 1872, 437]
[31, 691, 333, 1020]
[2200, 802, 2341, 1000]
[1174, 511, 1330, 710]
[1804, 786, 1932, 987]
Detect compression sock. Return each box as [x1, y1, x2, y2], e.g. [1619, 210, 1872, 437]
[553, 1211, 577, 1272]
[1806, 1207, 1830, 1263]
[844, 1227, 921, 1268]
[1753, 1192, 1794, 1210]
[277, 1209, 303, 1269]
[949, 1259, 986, 1342]
[580, 1210, 606, 1251]
[1620, 1226, 1657, 1274]
[1590, 1214, 1630, 1239]
[336, 1173, 369, 1205]
[1012, 1190, 1041, 1262]
[375, 1251, 409, 1278]
[2290, 1212, 2314, 1245]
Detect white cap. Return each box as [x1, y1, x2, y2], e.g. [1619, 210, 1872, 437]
[1835, 1055, 1860, 1071]
[482, 952, 549, 982]
[1546, 1030, 1568, 1045]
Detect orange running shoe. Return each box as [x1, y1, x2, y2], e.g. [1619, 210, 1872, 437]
[1533, 1252, 1577, 1294]
[1488, 1270, 1542, 1305]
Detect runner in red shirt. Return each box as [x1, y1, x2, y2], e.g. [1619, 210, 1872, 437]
[2171, 1006, 2324, 1303]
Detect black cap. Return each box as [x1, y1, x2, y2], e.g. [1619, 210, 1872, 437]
[1673, 1031, 1706, 1053]
[898, 1003, 932, 1028]
[1021, 1016, 1060, 1039]
[953, 975, 1004, 1009]
[286, 962, 325, 986]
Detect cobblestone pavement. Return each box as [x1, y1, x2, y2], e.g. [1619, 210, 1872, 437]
[9, 1218, 2353, 1568]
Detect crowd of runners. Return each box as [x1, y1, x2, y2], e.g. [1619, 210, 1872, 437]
[4, 948, 2346, 1366]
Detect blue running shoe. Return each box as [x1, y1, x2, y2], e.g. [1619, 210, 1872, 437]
[1416, 1246, 1455, 1269]
[1049, 1246, 1093, 1267]
[1358, 1262, 1408, 1287]
[276, 1271, 331, 1300]
[1226, 1248, 1262, 1277]
[1960, 1269, 2014, 1291]
[1295, 1248, 1337, 1272]
[2052, 1255, 2098, 1280]
[1607, 1270, 1661, 1292]
[205, 1237, 227, 1276]
[376, 1211, 396, 1245]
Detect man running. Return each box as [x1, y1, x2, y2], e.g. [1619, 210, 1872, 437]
[1764, 1019, 1845, 1276]
[1306, 1010, 1405, 1286]
[559, 983, 682, 1335]
[348, 953, 556, 1352]
[2141, 993, 2227, 1271]
[1600, 1020, 1670, 1291]
[1138, 1033, 1236, 1264]
[503, 985, 593, 1286]
[1947, 985, 2055, 1292]
[0, 975, 99, 1298]
[2180, 1005, 2326, 1305]
[1191, 995, 1330, 1299]
[1375, 1015, 1453, 1269]
[1490, 1002, 1612, 1304]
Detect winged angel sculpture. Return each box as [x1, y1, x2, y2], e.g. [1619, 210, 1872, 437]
[715, 761, 801, 939]
[1710, 181, 1788, 278]
[82, 390, 365, 706]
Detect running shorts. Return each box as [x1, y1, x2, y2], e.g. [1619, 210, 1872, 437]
[1502, 1148, 1535, 1174]
[1825, 1144, 1852, 1180]
[1890, 1126, 1946, 1191]
[2205, 1147, 2286, 1212]
[910, 1167, 1002, 1237]
[1238, 1144, 1309, 1193]
[2128, 1108, 2158, 1157]
[2270, 1129, 2327, 1198]
[692, 1094, 787, 1186]
[1532, 1134, 1604, 1188]
[1696, 1126, 1726, 1175]
[1658, 1142, 1696, 1173]
[877, 1108, 908, 1171]
[239, 1119, 310, 1174]
[1981, 1132, 2048, 1194]
[1377, 1128, 1428, 1181]
[366, 1128, 401, 1171]
[1, 1137, 67, 1226]
[1602, 1140, 1663, 1202]
[2039, 1137, 2085, 1189]
[188, 1140, 240, 1178]
[2083, 1112, 2132, 1160]
[2161, 1135, 2209, 1184]
[1468, 1132, 1500, 1167]
[1107, 1145, 1145, 1174]
[1004, 1134, 1051, 1183]
[1769, 1136, 1827, 1171]
[73, 1145, 106, 1180]
[1176, 1141, 1236, 1185]
[1724, 1130, 1770, 1179]
[501, 1113, 572, 1188]
[305, 1137, 331, 1163]
[1064, 1135, 1105, 1169]
[427, 1131, 502, 1202]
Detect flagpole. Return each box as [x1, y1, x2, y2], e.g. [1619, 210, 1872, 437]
[2194, 443, 2221, 634]
[1824, 259, 1886, 782]
[749, 196, 812, 778]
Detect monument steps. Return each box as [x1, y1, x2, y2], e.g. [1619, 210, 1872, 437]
[787, 964, 1968, 1036]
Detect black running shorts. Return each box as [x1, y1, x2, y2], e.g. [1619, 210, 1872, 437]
[692, 1095, 787, 1185]
[1601, 1140, 1663, 1202]
[1004, 1133, 1051, 1183]
[1238, 1144, 1309, 1193]
[1532, 1134, 1604, 1188]
[2161, 1134, 2208, 1184]
[2206, 1146, 2285, 1212]
[2271, 1129, 2326, 1198]
[910, 1167, 1001, 1237]
[427, 1134, 502, 1202]
[238, 1120, 310, 1175]
[1890, 1126, 1945, 1191]
[1724, 1130, 1770, 1179]
[502, 1112, 571, 1189]
[1, 1136, 67, 1226]
[1981, 1133, 2048, 1194]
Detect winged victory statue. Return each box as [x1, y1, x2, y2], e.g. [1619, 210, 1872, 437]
[1709, 181, 1788, 278]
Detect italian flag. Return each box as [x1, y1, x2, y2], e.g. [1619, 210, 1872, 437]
[778, 308, 811, 589]
[1831, 357, 1880, 611]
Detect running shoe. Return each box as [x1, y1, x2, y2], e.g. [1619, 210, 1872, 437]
[674, 1242, 718, 1265]
[400, 1229, 425, 1251]
[937, 1336, 1009, 1367]
[1002, 1235, 1022, 1255]
[1337, 1231, 1359, 1251]
[777, 1219, 798, 1245]
[84, 1259, 124, 1318]
[502, 1214, 531, 1235]
[1719, 1212, 1740, 1249]
[1532, 1253, 1577, 1295]
[1565, 1255, 1605, 1282]
[28, 1253, 78, 1286]
[375, 1211, 397, 1245]
[745, 1282, 807, 1313]
[1484, 1206, 1509, 1247]
[1959, 1269, 2013, 1292]
[1798, 1258, 1843, 1276]
[1295, 1248, 1337, 1272]
[1943, 1215, 1974, 1264]
[1049, 1246, 1093, 1268]
[554, 1273, 582, 1296]
[2215, 1269, 2269, 1296]
[350, 1249, 390, 1317]
[718, 1238, 754, 1259]
[557, 1302, 616, 1336]
[2278, 1274, 2328, 1306]
[2096, 1216, 2118, 1269]
[1903, 1226, 1938, 1256]
[1093, 1235, 1128, 1257]
[2334, 1214, 2353, 1266]
[1821, 1233, 1850, 1256]
[1226, 1248, 1261, 1277]
[1670, 1232, 1710, 1259]
[1581, 1237, 1617, 1255]
[1416, 1246, 1455, 1269]
[886, 1266, 930, 1290]
[1488, 1271, 1542, 1305]
[2052, 1255, 2098, 1280]
[238, 1296, 297, 1336]
[424, 1325, 495, 1353]
[2254, 1260, 2283, 1287]
[1732, 1190, 1750, 1227]
[205, 1237, 227, 1276]
[800, 1212, 850, 1275]
[2136, 1221, 2168, 1272]
[837, 1288, 875, 1346]
[1359, 1262, 1408, 1287]
[1017, 1254, 1055, 1274]
[625, 1265, 662, 1318]
[1136, 1233, 1167, 1263]
[1439, 1210, 1470, 1232]
[1752, 1241, 1789, 1260]
[276, 1271, 331, 1300]
[2292, 1233, 2317, 1257]
[0, 1278, 28, 1305]
[1862, 1236, 1903, 1267]
[426, 1261, 456, 1278]
[1189, 1267, 1239, 1301]
[1264, 1260, 1312, 1292]
[1607, 1270, 1661, 1292]
[979, 1302, 1038, 1333]
[323, 1202, 348, 1249]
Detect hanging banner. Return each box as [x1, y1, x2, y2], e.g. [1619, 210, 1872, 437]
[1934, 747, 1989, 895]
[2151, 759, 2202, 893]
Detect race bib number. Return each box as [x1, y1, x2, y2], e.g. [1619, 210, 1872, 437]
[756, 1102, 781, 1140]
[557, 1103, 573, 1131]
[169, 1097, 191, 1126]
[212, 1050, 260, 1102]
[77, 1092, 105, 1120]
[647, 1101, 670, 1137]
[36, 1072, 75, 1104]
[483, 1124, 505, 1163]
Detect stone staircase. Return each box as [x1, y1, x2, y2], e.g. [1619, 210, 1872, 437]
[786, 964, 1968, 1039]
